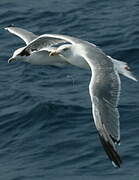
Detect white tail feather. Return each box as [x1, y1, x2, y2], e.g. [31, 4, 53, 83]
[108, 56, 138, 82]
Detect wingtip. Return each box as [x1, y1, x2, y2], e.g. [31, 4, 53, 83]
[7, 24, 15, 28]
[98, 134, 122, 168]
[4, 24, 15, 30]
[18, 48, 30, 56]
[112, 161, 120, 168]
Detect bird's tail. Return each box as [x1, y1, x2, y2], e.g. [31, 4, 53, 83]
[108, 56, 138, 81]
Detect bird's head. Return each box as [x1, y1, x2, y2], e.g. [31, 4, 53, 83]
[8, 47, 27, 63]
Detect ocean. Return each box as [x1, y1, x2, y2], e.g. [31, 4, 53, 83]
[0, 0, 139, 179]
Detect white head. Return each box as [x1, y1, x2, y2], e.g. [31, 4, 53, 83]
[8, 47, 26, 63]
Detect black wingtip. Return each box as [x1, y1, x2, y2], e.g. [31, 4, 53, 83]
[18, 49, 30, 56]
[110, 135, 120, 145]
[5, 24, 15, 30]
[7, 24, 15, 28]
[98, 134, 122, 168]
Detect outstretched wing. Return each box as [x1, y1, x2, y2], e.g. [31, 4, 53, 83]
[83, 47, 122, 167]
[16, 34, 80, 56]
[5, 26, 37, 45]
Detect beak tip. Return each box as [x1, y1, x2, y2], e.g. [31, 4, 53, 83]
[8, 58, 15, 63]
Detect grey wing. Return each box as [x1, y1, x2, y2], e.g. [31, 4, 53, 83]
[26, 36, 67, 51]
[5, 26, 37, 45]
[90, 66, 122, 167]
[17, 34, 79, 56]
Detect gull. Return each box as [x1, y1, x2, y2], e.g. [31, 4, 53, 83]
[5, 26, 136, 76]
[5, 27, 137, 167]
[5, 26, 69, 66]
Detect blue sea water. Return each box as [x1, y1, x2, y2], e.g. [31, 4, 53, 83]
[0, 0, 139, 179]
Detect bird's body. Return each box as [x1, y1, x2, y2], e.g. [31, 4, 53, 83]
[5, 26, 137, 167]
[22, 50, 68, 66]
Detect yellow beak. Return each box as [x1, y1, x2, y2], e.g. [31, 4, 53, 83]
[49, 51, 59, 56]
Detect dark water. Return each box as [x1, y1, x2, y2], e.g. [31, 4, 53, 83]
[0, 0, 139, 179]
